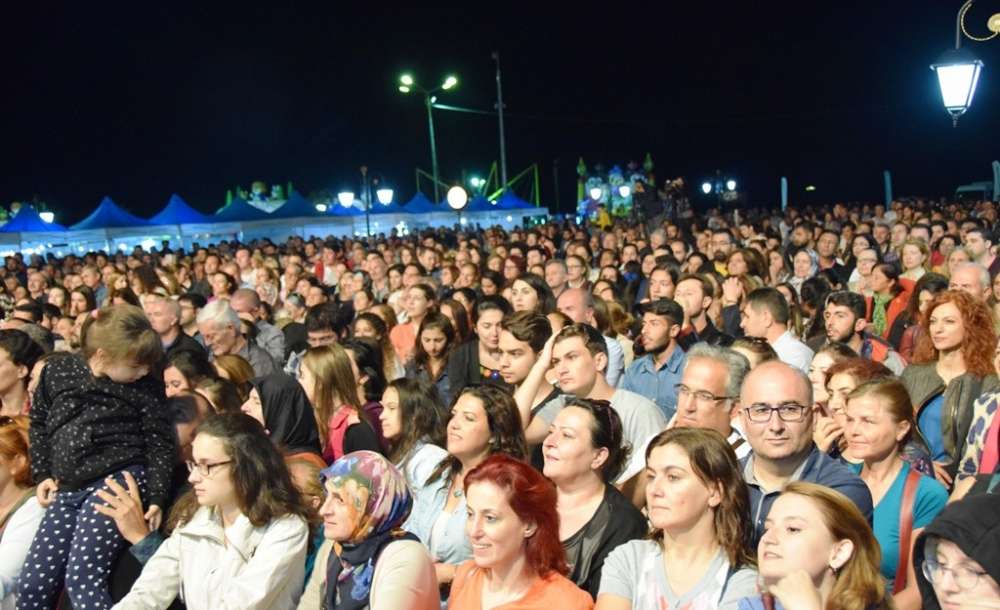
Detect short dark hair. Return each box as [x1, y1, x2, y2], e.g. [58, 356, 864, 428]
[966, 226, 994, 245]
[640, 298, 685, 326]
[13, 302, 43, 323]
[825, 291, 866, 322]
[474, 295, 512, 323]
[500, 311, 552, 353]
[553, 323, 607, 358]
[177, 292, 208, 309]
[304, 303, 341, 334]
[745, 287, 790, 325]
[0, 329, 45, 377]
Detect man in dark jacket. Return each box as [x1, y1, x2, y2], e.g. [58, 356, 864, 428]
[913, 494, 1000, 609]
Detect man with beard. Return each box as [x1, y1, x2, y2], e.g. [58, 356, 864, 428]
[710, 229, 734, 276]
[673, 273, 732, 350]
[622, 299, 686, 420]
[807, 291, 905, 374]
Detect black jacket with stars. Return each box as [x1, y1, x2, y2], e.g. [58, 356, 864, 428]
[29, 354, 176, 509]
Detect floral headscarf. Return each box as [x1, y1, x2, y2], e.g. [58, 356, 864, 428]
[321, 451, 416, 610]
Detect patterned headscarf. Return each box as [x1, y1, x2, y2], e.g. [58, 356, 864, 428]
[320, 451, 416, 610]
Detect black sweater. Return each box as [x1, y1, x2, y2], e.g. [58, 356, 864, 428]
[29, 355, 176, 508]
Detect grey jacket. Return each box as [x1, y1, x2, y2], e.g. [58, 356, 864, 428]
[901, 363, 1000, 471]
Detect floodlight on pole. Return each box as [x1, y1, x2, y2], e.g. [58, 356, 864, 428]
[726, 180, 737, 192]
[589, 187, 603, 201]
[39, 212, 55, 223]
[446, 186, 469, 210]
[396, 71, 459, 202]
[314, 204, 328, 213]
[376, 188, 394, 205]
[442, 75, 458, 90]
[701, 182, 713, 195]
[337, 192, 355, 208]
[400, 74, 414, 86]
[398, 85, 411, 93]
[618, 185, 631, 198]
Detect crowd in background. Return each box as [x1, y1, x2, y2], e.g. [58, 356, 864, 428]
[1, 196, 1000, 609]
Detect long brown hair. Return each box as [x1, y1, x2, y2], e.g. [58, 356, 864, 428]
[169, 412, 314, 529]
[912, 290, 997, 377]
[644, 427, 754, 568]
[428, 385, 528, 485]
[780, 482, 887, 610]
[301, 344, 363, 451]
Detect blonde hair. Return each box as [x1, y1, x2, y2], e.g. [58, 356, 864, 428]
[80, 304, 162, 367]
[301, 344, 363, 451]
[781, 482, 887, 610]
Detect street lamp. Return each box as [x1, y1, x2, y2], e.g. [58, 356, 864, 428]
[314, 203, 328, 213]
[701, 182, 712, 195]
[931, 0, 996, 125]
[726, 180, 737, 192]
[447, 185, 469, 225]
[589, 187, 603, 201]
[398, 73, 460, 202]
[376, 188, 394, 205]
[337, 191, 355, 207]
[618, 185, 631, 198]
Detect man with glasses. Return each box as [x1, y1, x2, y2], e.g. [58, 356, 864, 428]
[740, 360, 872, 542]
[710, 229, 734, 276]
[620, 343, 752, 507]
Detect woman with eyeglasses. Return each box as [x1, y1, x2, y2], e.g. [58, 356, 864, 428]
[542, 398, 647, 598]
[112, 412, 313, 609]
[596, 428, 757, 610]
[913, 494, 1000, 610]
[0, 415, 44, 610]
[737, 482, 890, 610]
[843, 379, 947, 609]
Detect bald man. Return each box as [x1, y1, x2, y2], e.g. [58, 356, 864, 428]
[739, 360, 872, 542]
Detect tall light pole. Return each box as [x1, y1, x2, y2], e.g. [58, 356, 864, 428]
[930, 0, 997, 125]
[492, 51, 509, 193]
[399, 73, 458, 202]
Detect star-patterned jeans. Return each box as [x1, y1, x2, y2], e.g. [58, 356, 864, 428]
[16, 465, 146, 610]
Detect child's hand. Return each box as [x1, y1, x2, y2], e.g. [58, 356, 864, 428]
[37, 478, 59, 507]
[144, 505, 163, 531]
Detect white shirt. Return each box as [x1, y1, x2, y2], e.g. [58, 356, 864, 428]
[771, 330, 814, 374]
[0, 496, 45, 610]
[112, 508, 308, 610]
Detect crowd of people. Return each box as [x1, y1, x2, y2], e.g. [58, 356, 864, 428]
[1, 196, 1000, 609]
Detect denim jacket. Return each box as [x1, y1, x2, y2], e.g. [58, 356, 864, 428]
[407, 471, 472, 568]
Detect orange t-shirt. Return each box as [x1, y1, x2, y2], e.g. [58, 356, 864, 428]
[390, 322, 416, 363]
[447, 561, 594, 610]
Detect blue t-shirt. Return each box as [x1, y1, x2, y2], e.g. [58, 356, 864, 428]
[849, 462, 948, 581]
[918, 393, 947, 461]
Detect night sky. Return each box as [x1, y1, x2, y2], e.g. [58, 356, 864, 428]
[3, 2, 998, 224]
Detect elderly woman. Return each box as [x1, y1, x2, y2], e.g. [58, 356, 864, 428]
[542, 398, 647, 598]
[0, 416, 45, 610]
[297, 451, 438, 610]
[787, 248, 818, 296]
[448, 454, 594, 609]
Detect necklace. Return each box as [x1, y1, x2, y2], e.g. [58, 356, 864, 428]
[453, 488, 464, 498]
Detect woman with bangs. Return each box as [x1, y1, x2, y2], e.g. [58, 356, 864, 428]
[901, 290, 1000, 487]
[596, 428, 757, 610]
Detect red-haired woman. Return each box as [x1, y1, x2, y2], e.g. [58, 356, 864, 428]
[901, 290, 1000, 488]
[0, 415, 44, 610]
[447, 454, 594, 610]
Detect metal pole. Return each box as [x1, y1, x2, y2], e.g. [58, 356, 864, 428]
[493, 51, 509, 193]
[426, 94, 441, 203]
[361, 165, 370, 237]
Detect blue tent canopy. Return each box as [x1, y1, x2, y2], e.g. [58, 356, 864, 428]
[149, 194, 212, 225]
[71, 197, 151, 230]
[0, 206, 67, 233]
[464, 195, 497, 212]
[269, 191, 322, 219]
[330, 203, 362, 217]
[497, 192, 534, 210]
[213, 197, 272, 222]
[402, 193, 439, 214]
